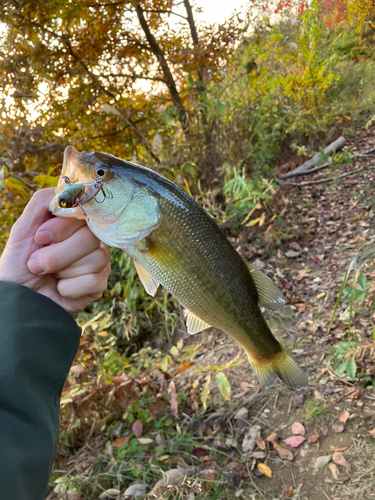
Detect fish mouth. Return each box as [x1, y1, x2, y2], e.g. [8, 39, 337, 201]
[55, 146, 84, 194]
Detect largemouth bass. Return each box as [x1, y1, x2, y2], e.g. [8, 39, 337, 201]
[50, 146, 307, 390]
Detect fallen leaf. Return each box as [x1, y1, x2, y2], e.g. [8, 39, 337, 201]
[339, 410, 350, 424]
[257, 463, 272, 478]
[192, 448, 206, 459]
[273, 442, 294, 461]
[113, 434, 131, 447]
[332, 422, 345, 433]
[132, 420, 143, 438]
[291, 393, 304, 408]
[167, 380, 179, 419]
[314, 455, 331, 468]
[255, 436, 266, 450]
[291, 422, 305, 436]
[369, 429, 375, 438]
[138, 438, 153, 444]
[308, 434, 320, 443]
[284, 486, 297, 498]
[284, 435, 306, 448]
[252, 451, 267, 459]
[215, 371, 231, 401]
[285, 250, 301, 258]
[330, 446, 348, 452]
[172, 361, 194, 378]
[150, 468, 197, 493]
[328, 462, 339, 480]
[99, 489, 120, 500]
[122, 482, 148, 498]
[265, 432, 279, 444]
[332, 451, 351, 472]
[316, 292, 326, 299]
[242, 425, 261, 453]
[70, 365, 85, 374]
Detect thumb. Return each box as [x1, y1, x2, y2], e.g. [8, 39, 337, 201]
[10, 189, 55, 243]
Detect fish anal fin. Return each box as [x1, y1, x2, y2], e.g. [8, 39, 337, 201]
[246, 262, 285, 311]
[133, 260, 160, 297]
[248, 349, 308, 390]
[184, 309, 211, 335]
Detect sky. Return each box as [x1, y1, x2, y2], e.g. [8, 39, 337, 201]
[191, 0, 246, 24]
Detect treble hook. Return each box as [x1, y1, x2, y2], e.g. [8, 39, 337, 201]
[95, 186, 113, 204]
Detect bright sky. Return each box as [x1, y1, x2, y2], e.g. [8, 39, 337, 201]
[194, 0, 246, 24]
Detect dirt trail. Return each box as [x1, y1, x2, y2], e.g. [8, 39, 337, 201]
[185, 125, 375, 500]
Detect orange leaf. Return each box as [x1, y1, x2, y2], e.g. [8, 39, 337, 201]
[114, 434, 131, 447]
[308, 434, 320, 443]
[172, 361, 194, 378]
[273, 442, 294, 461]
[329, 445, 348, 452]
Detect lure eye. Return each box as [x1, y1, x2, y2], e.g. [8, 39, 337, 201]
[60, 199, 67, 208]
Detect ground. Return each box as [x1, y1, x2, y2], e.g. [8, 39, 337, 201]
[48, 124, 375, 500]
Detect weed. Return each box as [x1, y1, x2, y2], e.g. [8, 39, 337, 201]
[301, 399, 327, 422]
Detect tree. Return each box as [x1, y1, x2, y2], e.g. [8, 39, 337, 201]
[0, 0, 248, 181]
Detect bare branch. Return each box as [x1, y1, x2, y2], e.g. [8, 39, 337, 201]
[279, 165, 375, 187]
[144, 9, 187, 20]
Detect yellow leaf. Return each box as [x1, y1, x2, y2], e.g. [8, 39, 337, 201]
[316, 292, 326, 299]
[258, 212, 266, 227]
[201, 374, 211, 410]
[215, 372, 231, 401]
[257, 463, 272, 478]
[246, 216, 261, 227]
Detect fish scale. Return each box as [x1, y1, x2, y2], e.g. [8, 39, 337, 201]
[49, 147, 308, 390]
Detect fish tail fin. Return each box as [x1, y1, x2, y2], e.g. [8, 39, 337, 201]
[248, 349, 308, 391]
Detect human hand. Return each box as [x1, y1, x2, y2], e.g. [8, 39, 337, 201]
[0, 188, 111, 313]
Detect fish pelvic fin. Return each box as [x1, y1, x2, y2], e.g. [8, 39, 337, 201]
[249, 349, 308, 391]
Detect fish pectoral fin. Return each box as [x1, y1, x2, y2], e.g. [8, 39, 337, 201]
[133, 260, 160, 297]
[184, 309, 211, 335]
[246, 262, 285, 311]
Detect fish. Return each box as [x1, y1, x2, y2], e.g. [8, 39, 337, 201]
[49, 146, 308, 390]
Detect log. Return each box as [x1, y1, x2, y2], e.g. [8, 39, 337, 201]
[280, 136, 346, 179]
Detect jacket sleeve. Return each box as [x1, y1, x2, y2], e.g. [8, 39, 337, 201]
[0, 282, 81, 500]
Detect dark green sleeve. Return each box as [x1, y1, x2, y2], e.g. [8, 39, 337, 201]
[0, 282, 81, 500]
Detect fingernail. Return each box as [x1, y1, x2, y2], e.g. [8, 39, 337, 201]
[35, 230, 53, 245]
[27, 257, 45, 275]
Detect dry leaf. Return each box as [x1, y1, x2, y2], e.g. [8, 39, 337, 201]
[328, 462, 339, 480]
[132, 420, 143, 438]
[167, 380, 179, 419]
[330, 445, 348, 452]
[291, 393, 304, 408]
[284, 435, 306, 448]
[257, 463, 272, 478]
[308, 434, 320, 443]
[242, 425, 261, 453]
[284, 486, 297, 498]
[138, 438, 153, 444]
[291, 422, 305, 436]
[252, 451, 266, 459]
[332, 422, 345, 433]
[332, 451, 351, 472]
[113, 434, 131, 447]
[70, 365, 85, 374]
[150, 467, 197, 493]
[314, 455, 331, 468]
[255, 436, 266, 450]
[122, 482, 148, 498]
[266, 432, 279, 444]
[369, 428, 375, 438]
[316, 292, 326, 299]
[273, 442, 294, 461]
[339, 410, 350, 424]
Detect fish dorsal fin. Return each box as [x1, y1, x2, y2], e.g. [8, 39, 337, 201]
[184, 309, 211, 335]
[133, 260, 160, 297]
[246, 262, 285, 311]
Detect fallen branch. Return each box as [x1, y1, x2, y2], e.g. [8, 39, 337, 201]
[280, 136, 346, 179]
[278, 165, 375, 187]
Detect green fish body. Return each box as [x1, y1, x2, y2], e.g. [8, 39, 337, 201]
[50, 147, 307, 390]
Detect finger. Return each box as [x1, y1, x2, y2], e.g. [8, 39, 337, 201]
[35, 217, 86, 245]
[10, 189, 55, 243]
[57, 264, 111, 299]
[54, 244, 110, 279]
[27, 225, 101, 275]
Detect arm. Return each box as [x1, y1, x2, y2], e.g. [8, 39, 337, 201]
[0, 189, 111, 499]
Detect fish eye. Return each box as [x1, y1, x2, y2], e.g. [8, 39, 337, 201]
[96, 168, 105, 177]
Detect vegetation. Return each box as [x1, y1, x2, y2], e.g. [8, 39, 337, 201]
[1, 0, 375, 498]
